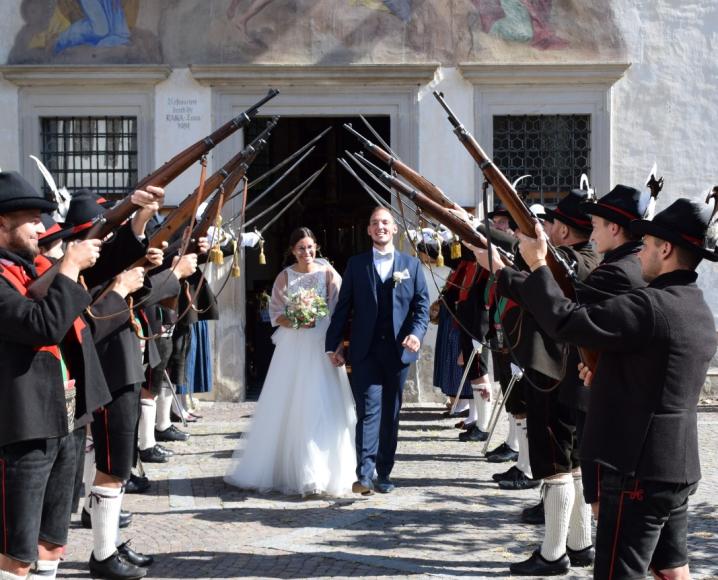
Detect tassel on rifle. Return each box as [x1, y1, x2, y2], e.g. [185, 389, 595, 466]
[435, 234, 445, 268]
[209, 214, 224, 265]
[230, 240, 241, 278]
[258, 238, 267, 265]
[451, 239, 462, 260]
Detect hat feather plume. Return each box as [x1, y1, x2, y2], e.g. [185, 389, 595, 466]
[29, 155, 71, 222]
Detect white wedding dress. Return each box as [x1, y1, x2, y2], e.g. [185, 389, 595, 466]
[225, 264, 357, 496]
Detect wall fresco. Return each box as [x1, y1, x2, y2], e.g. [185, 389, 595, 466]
[7, 0, 624, 65]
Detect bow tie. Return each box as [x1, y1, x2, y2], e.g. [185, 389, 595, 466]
[373, 250, 393, 261]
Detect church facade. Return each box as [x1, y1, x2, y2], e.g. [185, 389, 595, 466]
[0, 0, 715, 400]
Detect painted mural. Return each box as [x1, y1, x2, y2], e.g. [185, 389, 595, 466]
[7, 0, 624, 65]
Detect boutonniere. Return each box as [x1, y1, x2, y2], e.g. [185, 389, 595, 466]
[392, 269, 411, 287]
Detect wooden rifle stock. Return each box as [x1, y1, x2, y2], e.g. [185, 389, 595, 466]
[85, 89, 279, 241]
[344, 124, 461, 213]
[433, 91, 600, 371]
[27, 91, 279, 300]
[130, 118, 278, 268]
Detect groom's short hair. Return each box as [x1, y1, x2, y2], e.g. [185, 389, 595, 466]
[369, 206, 394, 223]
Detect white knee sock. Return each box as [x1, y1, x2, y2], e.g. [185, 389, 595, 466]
[473, 382, 492, 432]
[156, 388, 173, 432]
[467, 398, 478, 424]
[515, 418, 533, 478]
[567, 471, 593, 551]
[541, 474, 574, 561]
[90, 485, 122, 561]
[27, 560, 59, 580]
[115, 489, 126, 548]
[505, 414, 519, 451]
[0, 569, 28, 580]
[138, 398, 157, 451]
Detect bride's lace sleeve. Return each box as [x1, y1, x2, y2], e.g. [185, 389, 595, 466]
[268, 269, 289, 327]
[326, 265, 343, 314]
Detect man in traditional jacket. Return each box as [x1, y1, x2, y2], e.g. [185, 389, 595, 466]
[477, 197, 717, 579]
[0, 171, 106, 580]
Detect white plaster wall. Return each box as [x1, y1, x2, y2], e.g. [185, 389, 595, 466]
[0, 3, 23, 171]
[154, 68, 246, 401]
[610, 0, 718, 319]
[153, 68, 212, 205]
[417, 67, 477, 208]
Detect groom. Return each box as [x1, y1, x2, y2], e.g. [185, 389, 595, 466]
[326, 207, 429, 495]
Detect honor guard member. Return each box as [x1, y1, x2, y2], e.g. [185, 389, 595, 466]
[0, 171, 108, 580]
[574, 186, 651, 514]
[475, 190, 601, 575]
[487, 198, 717, 580]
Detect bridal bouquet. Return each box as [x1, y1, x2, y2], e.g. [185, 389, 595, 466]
[285, 288, 329, 329]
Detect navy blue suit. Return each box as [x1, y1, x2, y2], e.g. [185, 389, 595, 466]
[326, 249, 429, 481]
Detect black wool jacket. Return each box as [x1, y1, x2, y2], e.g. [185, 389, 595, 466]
[497, 241, 600, 381]
[519, 267, 717, 483]
[0, 254, 111, 447]
[562, 241, 646, 411]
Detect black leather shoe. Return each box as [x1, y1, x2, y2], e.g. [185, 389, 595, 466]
[567, 544, 595, 567]
[509, 549, 570, 576]
[155, 444, 174, 457]
[374, 477, 395, 494]
[352, 479, 374, 496]
[459, 425, 489, 442]
[521, 500, 545, 524]
[155, 425, 190, 442]
[492, 465, 520, 483]
[486, 442, 519, 463]
[82, 509, 133, 529]
[124, 475, 150, 494]
[89, 551, 147, 579]
[139, 446, 169, 464]
[498, 470, 541, 490]
[117, 541, 154, 568]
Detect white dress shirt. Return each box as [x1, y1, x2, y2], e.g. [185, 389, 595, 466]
[373, 247, 394, 282]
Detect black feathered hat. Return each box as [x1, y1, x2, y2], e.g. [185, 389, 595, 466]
[630, 198, 718, 262]
[38, 190, 105, 246]
[544, 189, 593, 233]
[581, 184, 648, 228]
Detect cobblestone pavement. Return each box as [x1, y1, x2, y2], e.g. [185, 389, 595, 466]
[60, 403, 718, 579]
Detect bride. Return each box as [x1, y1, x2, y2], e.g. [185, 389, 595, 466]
[225, 227, 357, 496]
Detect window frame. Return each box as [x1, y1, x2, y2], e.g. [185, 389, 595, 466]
[19, 87, 154, 197]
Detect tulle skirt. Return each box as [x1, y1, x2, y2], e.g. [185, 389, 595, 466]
[225, 317, 357, 496]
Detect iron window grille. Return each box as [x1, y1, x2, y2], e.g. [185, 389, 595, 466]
[492, 114, 591, 207]
[40, 116, 138, 201]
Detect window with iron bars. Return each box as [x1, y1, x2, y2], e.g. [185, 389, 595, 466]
[492, 114, 591, 208]
[40, 116, 138, 201]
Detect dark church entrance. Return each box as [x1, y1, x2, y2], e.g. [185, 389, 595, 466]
[243, 115, 391, 396]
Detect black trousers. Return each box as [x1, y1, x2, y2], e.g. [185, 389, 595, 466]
[595, 469, 697, 579]
[492, 351, 526, 415]
[524, 369, 577, 480]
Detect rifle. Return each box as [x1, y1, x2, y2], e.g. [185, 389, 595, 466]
[129, 117, 278, 269]
[350, 153, 491, 252]
[433, 90, 599, 371]
[343, 123, 465, 215]
[28, 89, 279, 299]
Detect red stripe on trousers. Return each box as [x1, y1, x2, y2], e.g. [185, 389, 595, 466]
[1, 459, 6, 554]
[103, 409, 112, 473]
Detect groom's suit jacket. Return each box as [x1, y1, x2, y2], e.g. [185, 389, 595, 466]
[325, 249, 429, 364]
